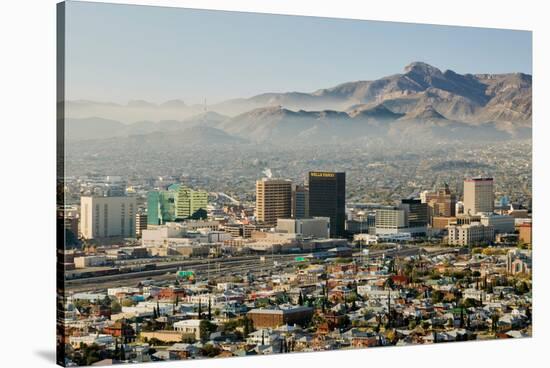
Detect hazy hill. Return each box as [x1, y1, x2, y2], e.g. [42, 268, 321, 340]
[64, 62, 531, 145]
[66, 62, 531, 128]
[66, 126, 247, 154]
[65, 112, 231, 141]
[65, 99, 204, 123]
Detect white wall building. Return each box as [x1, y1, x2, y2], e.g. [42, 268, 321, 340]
[173, 319, 203, 340]
[80, 196, 136, 239]
[69, 334, 114, 348]
[447, 222, 495, 246]
[74, 255, 107, 268]
[374, 208, 425, 236]
[142, 221, 220, 247]
[276, 217, 330, 239]
[355, 233, 412, 245]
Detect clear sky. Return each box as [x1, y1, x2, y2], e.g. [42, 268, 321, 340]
[65, 1, 532, 105]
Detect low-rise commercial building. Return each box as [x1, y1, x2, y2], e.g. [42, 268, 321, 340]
[518, 223, 532, 245]
[173, 319, 203, 340]
[480, 214, 515, 234]
[276, 217, 330, 239]
[247, 305, 314, 328]
[447, 222, 495, 246]
[74, 255, 107, 268]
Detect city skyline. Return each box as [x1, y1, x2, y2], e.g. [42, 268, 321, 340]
[57, 3, 532, 366]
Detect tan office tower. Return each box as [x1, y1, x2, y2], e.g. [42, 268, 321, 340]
[463, 177, 494, 215]
[422, 183, 457, 225]
[256, 178, 292, 226]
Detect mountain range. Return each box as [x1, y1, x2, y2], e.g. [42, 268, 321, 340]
[65, 62, 532, 145]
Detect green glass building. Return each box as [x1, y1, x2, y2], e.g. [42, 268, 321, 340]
[147, 188, 177, 225]
[175, 185, 208, 220]
[147, 184, 207, 225]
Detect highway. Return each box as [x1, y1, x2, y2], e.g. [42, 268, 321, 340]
[64, 245, 461, 293]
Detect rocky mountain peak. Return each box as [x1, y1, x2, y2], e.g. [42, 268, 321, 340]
[404, 61, 443, 76]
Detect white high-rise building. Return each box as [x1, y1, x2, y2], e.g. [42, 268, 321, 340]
[80, 196, 137, 239]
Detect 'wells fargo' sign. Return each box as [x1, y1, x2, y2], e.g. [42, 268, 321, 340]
[310, 172, 335, 178]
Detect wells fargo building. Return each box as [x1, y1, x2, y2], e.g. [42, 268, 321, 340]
[308, 171, 346, 237]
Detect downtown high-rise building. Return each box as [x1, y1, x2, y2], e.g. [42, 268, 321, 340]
[375, 207, 408, 230]
[255, 178, 292, 226]
[147, 188, 176, 225]
[308, 171, 346, 237]
[292, 184, 309, 219]
[80, 196, 136, 239]
[463, 177, 494, 215]
[175, 185, 208, 220]
[421, 183, 457, 220]
[147, 183, 208, 225]
[400, 198, 428, 227]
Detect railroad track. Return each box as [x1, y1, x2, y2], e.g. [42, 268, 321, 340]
[65, 254, 303, 292]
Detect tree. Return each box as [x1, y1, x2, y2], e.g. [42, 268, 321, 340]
[462, 298, 479, 309]
[79, 343, 102, 366]
[100, 295, 111, 307]
[516, 281, 530, 294]
[121, 298, 135, 308]
[111, 300, 122, 314]
[119, 343, 125, 361]
[298, 291, 304, 306]
[491, 313, 500, 332]
[114, 340, 119, 358]
[199, 320, 216, 342]
[431, 290, 445, 304]
[200, 343, 221, 357]
[191, 208, 208, 220]
[198, 300, 203, 319]
[243, 316, 251, 337]
[208, 298, 212, 321]
[384, 277, 395, 290]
